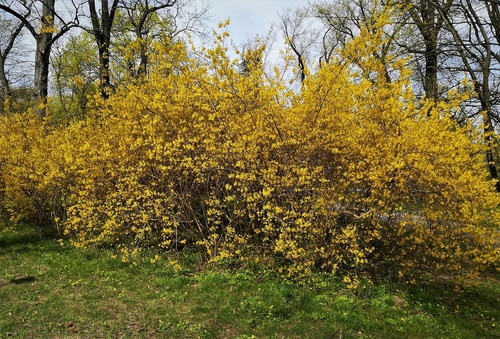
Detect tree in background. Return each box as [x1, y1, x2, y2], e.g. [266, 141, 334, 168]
[278, 0, 458, 99]
[50, 32, 99, 122]
[279, 7, 318, 84]
[0, 12, 25, 110]
[112, 0, 208, 81]
[86, 0, 208, 97]
[279, 0, 403, 86]
[118, 0, 176, 79]
[0, 0, 81, 116]
[87, 0, 120, 99]
[430, 0, 500, 190]
[310, 0, 371, 66]
[401, 0, 454, 100]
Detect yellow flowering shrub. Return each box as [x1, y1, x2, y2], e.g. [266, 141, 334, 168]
[0, 112, 72, 227]
[0, 13, 498, 284]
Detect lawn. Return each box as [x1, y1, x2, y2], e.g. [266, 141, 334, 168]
[0, 220, 499, 338]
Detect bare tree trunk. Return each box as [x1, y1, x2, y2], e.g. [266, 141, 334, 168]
[0, 56, 10, 101]
[88, 0, 119, 99]
[33, 25, 53, 116]
[96, 33, 111, 99]
[407, 0, 453, 101]
[31, 0, 55, 116]
[137, 36, 148, 78]
[423, 35, 438, 99]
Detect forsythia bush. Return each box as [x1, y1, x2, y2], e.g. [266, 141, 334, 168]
[0, 14, 498, 284]
[0, 112, 71, 226]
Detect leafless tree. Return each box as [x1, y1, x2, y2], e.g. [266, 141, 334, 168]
[279, 7, 319, 84]
[433, 0, 500, 189]
[0, 12, 25, 106]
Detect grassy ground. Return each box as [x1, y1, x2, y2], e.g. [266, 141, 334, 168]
[0, 221, 499, 338]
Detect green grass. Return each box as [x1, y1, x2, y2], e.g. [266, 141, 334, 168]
[0, 221, 499, 338]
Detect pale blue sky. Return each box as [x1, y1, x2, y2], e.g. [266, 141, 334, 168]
[203, 0, 309, 47]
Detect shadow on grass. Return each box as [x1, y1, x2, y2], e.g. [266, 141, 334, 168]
[10, 276, 36, 284]
[406, 277, 500, 338]
[0, 220, 64, 255]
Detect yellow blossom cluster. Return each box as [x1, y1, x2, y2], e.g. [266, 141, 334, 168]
[0, 12, 498, 284]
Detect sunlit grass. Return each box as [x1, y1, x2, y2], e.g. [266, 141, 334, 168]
[1, 221, 498, 338]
